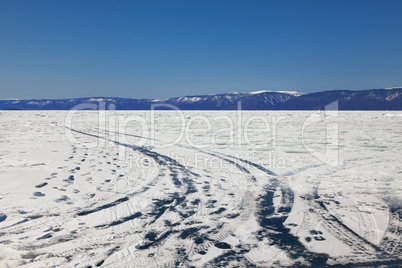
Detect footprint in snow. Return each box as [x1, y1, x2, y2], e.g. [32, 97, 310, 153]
[35, 182, 48, 188]
[54, 195, 70, 203]
[33, 192, 45, 197]
[0, 213, 7, 222]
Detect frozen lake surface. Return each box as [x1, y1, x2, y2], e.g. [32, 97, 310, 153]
[0, 110, 401, 267]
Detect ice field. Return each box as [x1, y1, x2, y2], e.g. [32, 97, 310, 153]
[0, 110, 402, 267]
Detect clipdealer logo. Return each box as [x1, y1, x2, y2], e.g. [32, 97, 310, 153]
[301, 101, 340, 167]
[64, 102, 285, 151]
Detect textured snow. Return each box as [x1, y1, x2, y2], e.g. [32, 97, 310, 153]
[0, 111, 401, 267]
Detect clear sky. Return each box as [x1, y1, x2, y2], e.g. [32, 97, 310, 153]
[1, 0, 402, 99]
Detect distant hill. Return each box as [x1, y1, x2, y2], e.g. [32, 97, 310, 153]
[1, 88, 401, 110]
[275, 88, 402, 110]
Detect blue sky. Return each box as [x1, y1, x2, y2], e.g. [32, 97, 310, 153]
[1, 0, 402, 99]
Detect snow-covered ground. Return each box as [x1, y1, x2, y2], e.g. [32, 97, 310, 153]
[0, 110, 401, 267]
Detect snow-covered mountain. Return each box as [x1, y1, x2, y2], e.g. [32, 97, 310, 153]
[276, 87, 402, 110]
[1, 88, 402, 110]
[0, 91, 299, 110]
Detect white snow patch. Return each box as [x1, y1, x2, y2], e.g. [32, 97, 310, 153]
[87, 98, 116, 102]
[249, 90, 305, 96]
[384, 87, 402, 90]
[0, 111, 400, 267]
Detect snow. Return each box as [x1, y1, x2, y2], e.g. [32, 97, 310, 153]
[249, 90, 305, 96]
[384, 87, 402, 90]
[87, 98, 116, 102]
[151, 98, 167, 102]
[0, 111, 401, 267]
[178, 97, 203, 103]
[386, 91, 401, 101]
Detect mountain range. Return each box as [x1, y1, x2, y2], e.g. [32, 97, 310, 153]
[1, 88, 401, 110]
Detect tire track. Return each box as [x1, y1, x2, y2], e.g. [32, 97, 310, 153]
[94, 127, 295, 266]
[90, 129, 263, 266]
[66, 127, 245, 266]
[380, 204, 402, 256]
[311, 190, 382, 256]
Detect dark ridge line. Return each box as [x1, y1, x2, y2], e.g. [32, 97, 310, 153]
[77, 197, 130, 216]
[0, 219, 29, 230]
[37, 233, 52, 240]
[95, 212, 143, 228]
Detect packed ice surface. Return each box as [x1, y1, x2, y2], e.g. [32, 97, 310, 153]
[0, 110, 401, 267]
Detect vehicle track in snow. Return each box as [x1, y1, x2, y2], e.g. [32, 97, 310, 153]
[73, 127, 302, 267]
[3, 124, 401, 267]
[64, 127, 258, 267]
[88, 127, 338, 266]
[380, 202, 402, 256]
[307, 189, 402, 264]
